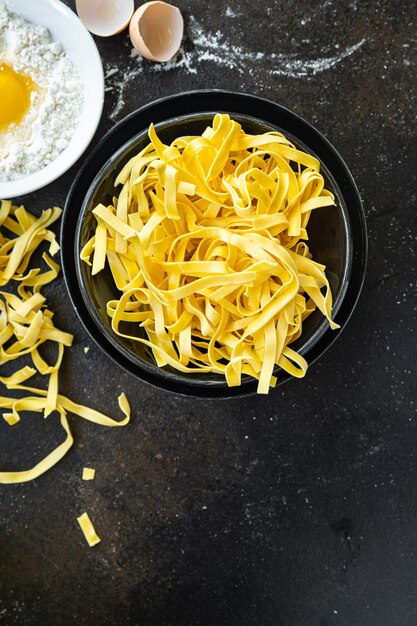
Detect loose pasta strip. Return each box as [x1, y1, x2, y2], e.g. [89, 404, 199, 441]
[82, 114, 339, 393]
[0, 200, 131, 484]
[77, 512, 101, 547]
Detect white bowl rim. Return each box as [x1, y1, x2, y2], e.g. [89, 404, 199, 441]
[0, 0, 104, 198]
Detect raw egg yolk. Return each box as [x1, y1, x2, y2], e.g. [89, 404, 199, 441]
[0, 63, 35, 131]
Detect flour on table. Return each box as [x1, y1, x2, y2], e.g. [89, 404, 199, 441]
[225, 7, 239, 18]
[0, 4, 83, 181]
[105, 16, 366, 121]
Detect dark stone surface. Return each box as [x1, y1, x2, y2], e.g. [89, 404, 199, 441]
[0, 1, 416, 625]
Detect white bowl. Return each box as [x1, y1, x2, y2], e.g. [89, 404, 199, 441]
[0, 0, 104, 198]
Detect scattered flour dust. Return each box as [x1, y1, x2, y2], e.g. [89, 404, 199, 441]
[106, 15, 366, 121]
[0, 4, 83, 181]
[225, 7, 240, 18]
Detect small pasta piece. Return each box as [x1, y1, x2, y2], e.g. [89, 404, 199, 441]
[77, 512, 101, 547]
[82, 467, 96, 480]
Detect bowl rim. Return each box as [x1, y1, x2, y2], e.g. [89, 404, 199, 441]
[62, 89, 368, 398]
[0, 0, 104, 198]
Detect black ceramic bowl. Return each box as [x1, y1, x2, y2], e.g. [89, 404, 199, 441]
[62, 91, 367, 398]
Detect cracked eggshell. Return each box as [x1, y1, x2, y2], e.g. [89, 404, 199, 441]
[76, 0, 134, 37]
[129, 1, 184, 63]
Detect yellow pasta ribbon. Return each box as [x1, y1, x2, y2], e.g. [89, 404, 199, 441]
[0, 201, 131, 484]
[82, 114, 339, 393]
[0, 414, 73, 484]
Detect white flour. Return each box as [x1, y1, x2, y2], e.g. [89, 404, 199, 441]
[105, 16, 366, 121]
[0, 5, 83, 181]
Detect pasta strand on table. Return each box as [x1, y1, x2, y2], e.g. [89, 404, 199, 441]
[0, 200, 131, 484]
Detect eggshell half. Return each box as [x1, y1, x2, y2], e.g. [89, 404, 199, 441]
[129, 2, 184, 63]
[76, 0, 134, 37]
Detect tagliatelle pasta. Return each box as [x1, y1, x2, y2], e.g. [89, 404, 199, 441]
[82, 114, 339, 393]
[0, 200, 131, 484]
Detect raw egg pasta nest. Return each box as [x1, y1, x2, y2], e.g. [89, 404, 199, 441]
[82, 114, 339, 393]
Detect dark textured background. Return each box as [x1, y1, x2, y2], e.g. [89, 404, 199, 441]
[1, 1, 416, 625]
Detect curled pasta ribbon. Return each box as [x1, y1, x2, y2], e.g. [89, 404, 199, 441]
[0, 201, 131, 484]
[0, 392, 130, 484]
[0, 414, 73, 484]
[82, 114, 339, 393]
